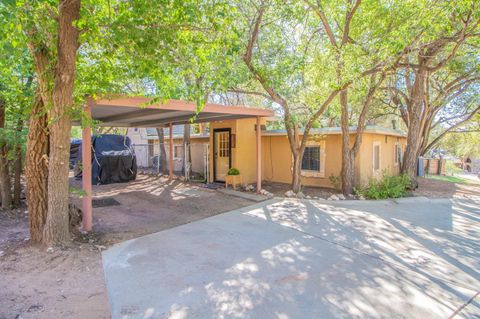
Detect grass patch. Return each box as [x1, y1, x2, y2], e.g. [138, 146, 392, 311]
[426, 174, 480, 185]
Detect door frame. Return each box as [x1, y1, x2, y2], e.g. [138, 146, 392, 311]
[213, 128, 232, 183]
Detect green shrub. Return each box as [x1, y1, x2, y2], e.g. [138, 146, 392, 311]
[227, 167, 240, 175]
[445, 160, 463, 175]
[329, 174, 341, 190]
[355, 173, 412, 200]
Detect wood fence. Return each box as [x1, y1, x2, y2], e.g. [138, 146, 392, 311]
[423, 158, 446, 175]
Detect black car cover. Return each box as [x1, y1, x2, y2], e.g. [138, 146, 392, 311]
[72, 134, 137, 185]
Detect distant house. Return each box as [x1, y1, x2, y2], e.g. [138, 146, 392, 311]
[461, 156, 480, 174]
[127, 126, 209, 177]
[127, 119, 407, 188]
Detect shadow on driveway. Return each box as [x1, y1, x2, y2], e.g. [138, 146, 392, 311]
[103, 197, 480, 318]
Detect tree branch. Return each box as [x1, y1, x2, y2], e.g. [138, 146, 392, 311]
[303, 0, 338, 48]
[423, 104, 480, 153]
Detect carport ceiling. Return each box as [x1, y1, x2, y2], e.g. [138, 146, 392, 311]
[86, 96, 274, 127]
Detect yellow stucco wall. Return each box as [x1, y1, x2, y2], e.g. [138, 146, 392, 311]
[209, 118, 268, 184]
[357, 133, 407, 186]
[208, 118, 406, 188]
[261, 132, 406, 188]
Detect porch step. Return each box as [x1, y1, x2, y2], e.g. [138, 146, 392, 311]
[217, 188, 269, 202]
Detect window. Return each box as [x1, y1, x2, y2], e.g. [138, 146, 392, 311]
[302, 146, 321, 171]
[394, 143, 402, 165]
[174, 145, 184, 159]
[373, 142, 381, 172]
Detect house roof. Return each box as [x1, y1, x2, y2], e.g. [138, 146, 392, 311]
[83, 96, 274, 127]
[262, 125, 407, 137]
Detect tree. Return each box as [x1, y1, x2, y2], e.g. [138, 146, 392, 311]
[0, 95, 11, 209]
[386, 3, 480, 179]
[237, 2, 346, 193]
[156, 127, 168, 174]
[235, 0, 420, 194]
[15, 0, 82, 243]
[439, 114, 480, 159]
[183, 124, 192, 179]
[41, 0, 81, 244]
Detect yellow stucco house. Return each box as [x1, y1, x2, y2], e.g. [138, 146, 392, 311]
[129, 118, 407, 189]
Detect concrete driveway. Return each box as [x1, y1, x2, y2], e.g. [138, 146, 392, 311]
[103, 197, 480, 318]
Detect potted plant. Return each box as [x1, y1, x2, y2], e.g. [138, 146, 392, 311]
[225, 168, 242, 190]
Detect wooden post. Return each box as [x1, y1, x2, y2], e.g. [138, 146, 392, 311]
[169, 123, 173, 179]
[256, 116, 261, 194]
[82, 103, 93, 232]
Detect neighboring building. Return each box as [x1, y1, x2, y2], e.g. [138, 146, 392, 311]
[461, 156, 480, 174]
[128, 119, 407, 188]
[127, 126, 209, 178]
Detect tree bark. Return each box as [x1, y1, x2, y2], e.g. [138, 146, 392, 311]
[13, 118, 24, 207]
[26, 95, 49, 242]
[292, 152, 303, 193]
[25, 24, 52, 242]
[0, 97, 12, 209]
[401, 68, 427, 180]
[156, 128, 168, 174]
[339, 90, 355, 195]
[183, 124, 191, 179]
[42, 0, 81, 244]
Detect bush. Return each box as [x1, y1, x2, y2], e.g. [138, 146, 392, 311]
[445, 160, 463, 175]
[227, 167, 240, 175]
[355, 173, 412, 200]
[329, 174, 341, 190]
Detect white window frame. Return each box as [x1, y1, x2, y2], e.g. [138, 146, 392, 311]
[373, 141, 381, 174]
[173, 144, 185, 160]
[299, 140, 326, 178]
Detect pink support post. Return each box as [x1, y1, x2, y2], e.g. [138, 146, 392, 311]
[256, 116, 262, 194]
[82, 103, 93, 231]
[169, 123, 173, 179]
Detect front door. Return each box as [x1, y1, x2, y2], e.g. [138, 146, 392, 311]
[214, 129, 231, 182]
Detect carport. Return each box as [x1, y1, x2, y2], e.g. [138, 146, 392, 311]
[80, 96, 274, 231]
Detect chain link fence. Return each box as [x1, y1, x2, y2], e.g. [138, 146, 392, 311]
[131, 142, 209, 181]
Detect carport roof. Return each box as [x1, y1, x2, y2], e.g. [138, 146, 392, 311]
[85, 96, 274, 127]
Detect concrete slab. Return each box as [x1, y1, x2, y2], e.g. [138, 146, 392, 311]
[243, 197, 480, 292]
[103, 198, 480, 319]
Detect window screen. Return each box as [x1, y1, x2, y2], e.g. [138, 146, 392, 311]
[302, 147, 320, 171]
[374, 144, 380, 170]
[394, 144, 402, 164]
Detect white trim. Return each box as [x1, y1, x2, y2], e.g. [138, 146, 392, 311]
[299, 140, 326, 178]
[173, 144, 185, 160]
[373, 141, 381, 175]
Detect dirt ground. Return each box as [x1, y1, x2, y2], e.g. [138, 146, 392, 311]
[415, 177, 480, 198]
[0, 174, 253, 319]
[261, 181, 337, 198]
[1, 174, 479, 319]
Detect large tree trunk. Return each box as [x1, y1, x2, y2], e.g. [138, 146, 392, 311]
[13, 118, 23, 207]
[183, 124, 191, 179]
[26, 95, 49, 242]
[339, 90, 355, 195]
[0, 97, 12, 209]
[292, 152, 303, 193]
[156, 128, 168, 174]
[42, 0, 81, 244]
[402, 68, 427, 180]
[341, 150, 355, 195]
